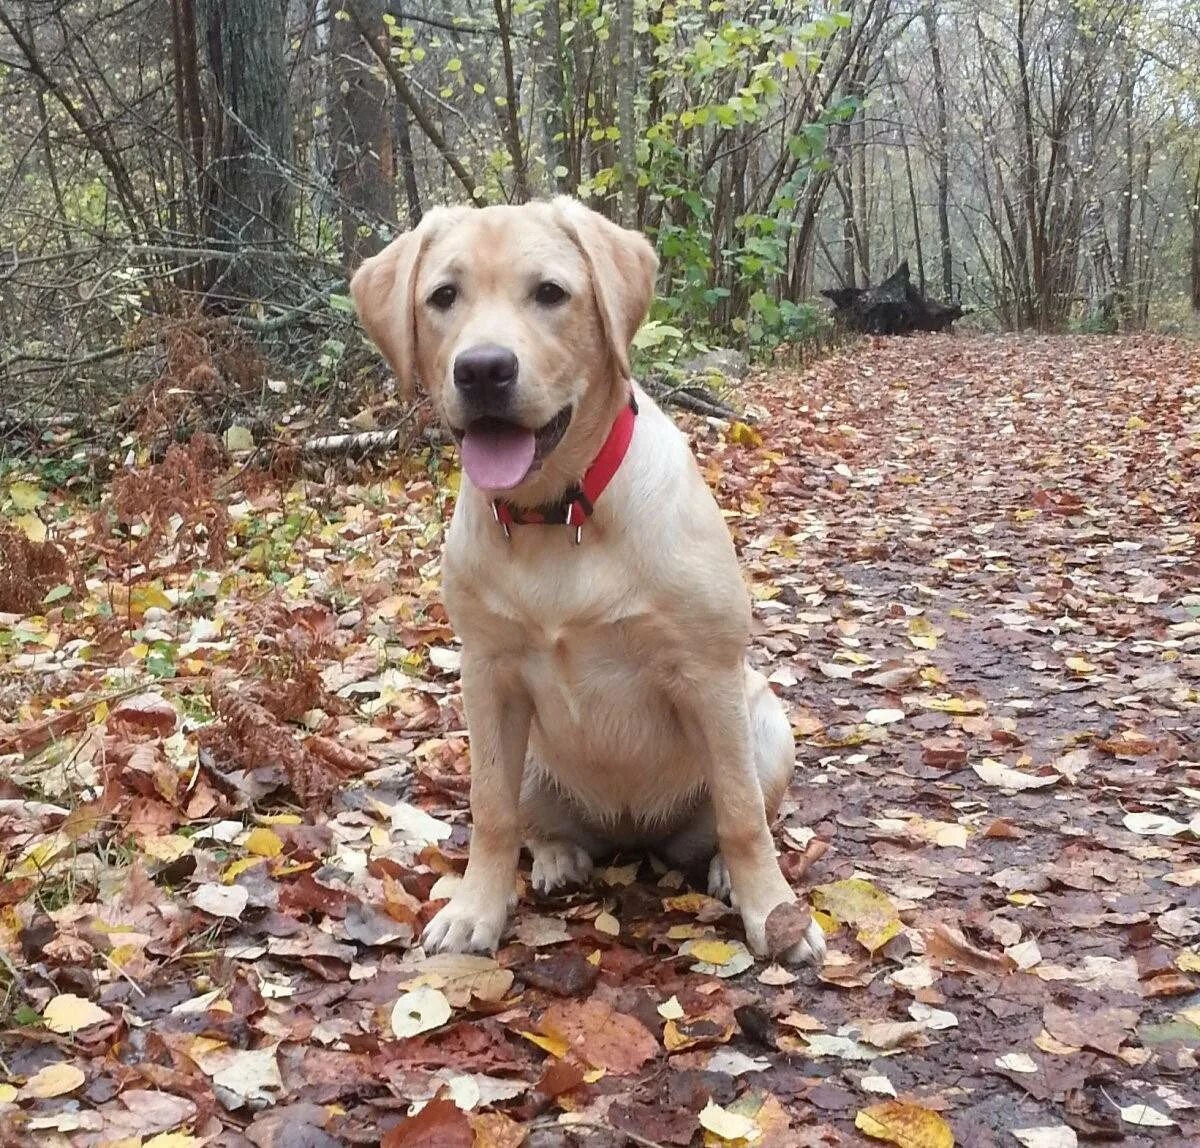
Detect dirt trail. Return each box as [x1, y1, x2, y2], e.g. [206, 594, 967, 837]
[1, 333, 1197, 1146]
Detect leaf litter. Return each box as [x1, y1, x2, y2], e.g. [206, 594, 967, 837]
[1, 334, 1199, 1143]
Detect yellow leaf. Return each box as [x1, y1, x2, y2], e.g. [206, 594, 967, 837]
[920, 696, 986, 715]
[257, 813, 303, 826]
[130, 585, 173, 613]
[1176, 951, 1200, 973]
[223, 424, 255, 452]
[855, 1100, 954, 1147]
[595, 910, 620, 936]
[663, 892, 721, 914]
[730, 422, 763, 448]
[699, 1098, 760, 1142]
[272, 861, 314, 877]
[145, 1134, 202, 1148]
[141, 835, 194, 863]
[14, 513, 46, 543]
[519, 1029, 569, 1058]
[812, 879, 901, 953]
[109, 944, 139, 967]
[221, 856, 264, 883]
[42, 994, 110, 1034]
[907, 617, 938, 650]
[12, 832, 71, 877]
[1065, 656, 1097, 674]
[0, 1083, 15, 1104]
[20, 1062, 85, 1098]
[245, 827, 284, 858]
[812, 909, 836, 934]
[688, 939, 738, 965]
[8, 480, 43, 510]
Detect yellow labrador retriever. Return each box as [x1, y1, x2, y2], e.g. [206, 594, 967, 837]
[351, 198, 824, 965]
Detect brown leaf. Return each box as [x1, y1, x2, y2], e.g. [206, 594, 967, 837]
[470, 1112, 528, 1148]
[765, 900, 815, 958]
[926, 923, 1016, 975]
[537, 998, 659, 1074]
[921, 736, 968, 769]
[382, 1098, 472, 1148]
[1043, 1003, 1139, 1056]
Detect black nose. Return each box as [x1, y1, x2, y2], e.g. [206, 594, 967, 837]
[453, 343, 518, 402]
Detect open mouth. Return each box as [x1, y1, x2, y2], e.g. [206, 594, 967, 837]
[453, 404, 572, 492]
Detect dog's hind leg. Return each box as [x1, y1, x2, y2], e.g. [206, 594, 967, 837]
[520, 769, 607, 894]
[657, 669, 796, 904]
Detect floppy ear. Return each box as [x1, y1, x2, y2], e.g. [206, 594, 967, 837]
[349, 207, 468, 393]
[551, 197, 658, 381]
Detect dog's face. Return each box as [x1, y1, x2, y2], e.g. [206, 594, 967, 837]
[350, 199, 657, 493]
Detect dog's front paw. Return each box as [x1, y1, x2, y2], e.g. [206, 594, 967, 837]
[742, 900, 826, 967]
[530, 839, 594, 894]
[422, 895, 509, 954]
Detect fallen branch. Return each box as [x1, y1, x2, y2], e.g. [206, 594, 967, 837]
[643, 375, 745, 421]
[301, 425, 423, 458]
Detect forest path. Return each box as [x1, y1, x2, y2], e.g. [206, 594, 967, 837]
[1, 332, 1198, 1146]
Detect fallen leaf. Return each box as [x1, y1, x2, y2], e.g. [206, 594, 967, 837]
[973, 759, 1058, 791]
[1123, 811, 1188, 836]
[681, 937, 755, 977]
[1011, 1130, 1077, 1148]
[190, 883, 250, 918]
[996, 1052, 1038, 1074]
[1118, 1102, 1174, 1128]
[19, 1062, 86, 1099]
[469, 1111, 526, 1148]
[855, 1100, 954, 1147]
[189, 1042, 282, 1106]
[245, 827, 284, 858]
[658, 995, 684, 1020]
[764, 901, 814, 958]
[926, 923, 1015, 975]
[391, 985, 452, 1038]
[812, 878, 901, 953]
[538, 998, 658, 1074]
[861, 1073, 897, 1097]
[42, 994, 110, 1034]
[383, 1098, 472, 1147]
[1043, 1002, 1137, 1056]
[699, 1098, 760, 1142]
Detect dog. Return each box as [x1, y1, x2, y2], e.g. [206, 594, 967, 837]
[351, 197, 825, 965]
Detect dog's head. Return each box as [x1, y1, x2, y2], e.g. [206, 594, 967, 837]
[350, 198, 657, 495]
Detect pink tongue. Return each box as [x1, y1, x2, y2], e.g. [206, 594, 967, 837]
[460, 421, 537, 491]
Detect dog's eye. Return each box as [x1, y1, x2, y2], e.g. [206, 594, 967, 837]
[428, 284, 457, 310]
[534, 281, 568, 306]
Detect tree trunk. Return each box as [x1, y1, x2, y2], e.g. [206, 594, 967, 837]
[923, 2, 952, 299]
[541, 0, 569, 192]
[1116, 64, 1134, 322]
[1191, 164, 1200, 312]
[202, 0, 294, 298]
[332, 0, 394, 269]
[1080, 18, 1113, 329]
[494, 0, 530, 202]
[616, 0, 637, 225]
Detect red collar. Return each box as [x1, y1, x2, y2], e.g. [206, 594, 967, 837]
[491, 393, 638, 544]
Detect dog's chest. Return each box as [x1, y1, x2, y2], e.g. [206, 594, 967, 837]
[448, 540, 696, 795]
